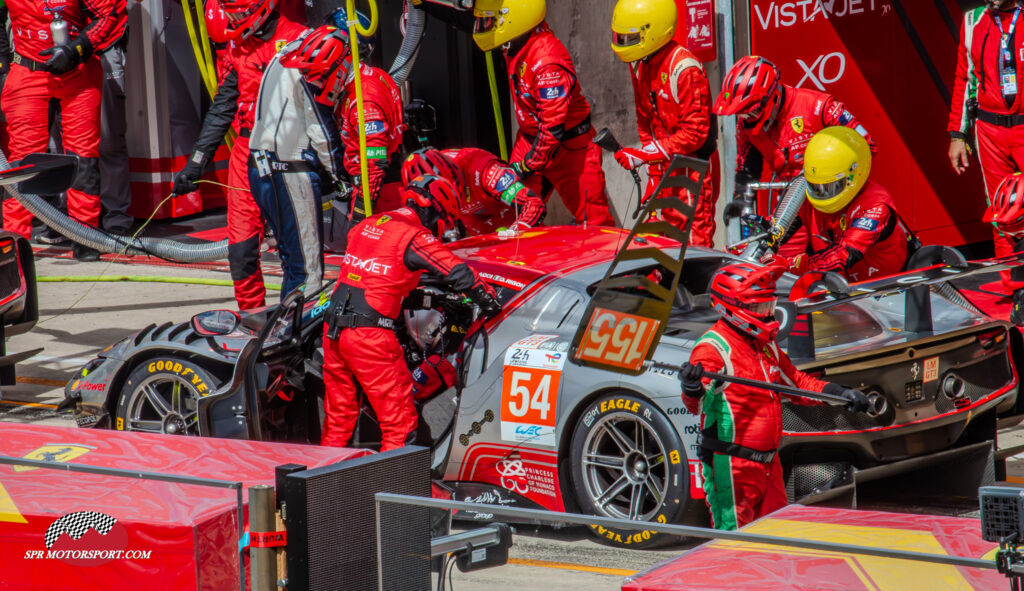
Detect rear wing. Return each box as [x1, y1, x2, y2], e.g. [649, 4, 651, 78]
[787, 250, 1024, 314]
[569, 155, 707, 376]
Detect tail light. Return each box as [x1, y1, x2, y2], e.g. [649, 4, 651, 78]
[977, 329, 1007, 350]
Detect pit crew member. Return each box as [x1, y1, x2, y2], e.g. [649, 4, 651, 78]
[171, 0, 307, 310]
[473, 0, 614, 226]
[983, 172, 1024, 323]
[610, 0, 717, 245]
[949, 0, 1024, 286]
[321, 175, 501, 451]
[714, 55, 876, 254]
[1, 0, 122, 260]
[785, 126, 913, 283]
[680, 260, 870, 530]
[401, 147, 546, 236]
[337, 9, 405, 221]
[249, 25, 346, 299]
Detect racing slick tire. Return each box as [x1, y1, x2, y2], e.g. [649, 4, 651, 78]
[570, 393, 689, 549]
[114, 357, 220, 435]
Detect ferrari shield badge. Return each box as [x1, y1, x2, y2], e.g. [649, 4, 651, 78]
[14, 444, 94, 472]
[790, 116, 804, 134]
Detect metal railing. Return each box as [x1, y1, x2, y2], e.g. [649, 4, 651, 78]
[375, 492, 997, 572]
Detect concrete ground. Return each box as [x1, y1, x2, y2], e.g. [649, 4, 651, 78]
[6, 253, 1024, 590]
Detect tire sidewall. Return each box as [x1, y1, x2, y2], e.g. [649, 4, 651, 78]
[570, 393, 689, 548]
[114, 357, 218, 433]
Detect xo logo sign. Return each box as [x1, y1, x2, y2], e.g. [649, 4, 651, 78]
[796, 52, 846, 91]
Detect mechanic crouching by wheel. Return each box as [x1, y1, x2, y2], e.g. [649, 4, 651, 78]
[679, 261, 870, 530]
[402, 147, 546, 237]
[784, 126, 916, 283]
[321, 175, 502, 451]
[472, 0, 615, 226]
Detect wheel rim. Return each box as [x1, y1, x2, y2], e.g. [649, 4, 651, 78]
[123, 374, 201, 435]
[580, 411, 669, 522]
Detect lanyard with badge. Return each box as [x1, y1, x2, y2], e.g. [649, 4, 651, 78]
[993, 5, 1022, 100]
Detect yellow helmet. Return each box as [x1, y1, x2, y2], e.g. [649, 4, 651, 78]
[803, 126, 872, 214]
[610, 0, 677, 63]
[472, 0, 546, 51]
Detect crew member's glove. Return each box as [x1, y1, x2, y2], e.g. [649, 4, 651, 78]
[172, 150, 210, 195]
[40, 37, 92, 75]
[510, 161, 533, 178]
[468, 283, 502, 319]
[679, 362, 705, 398]
[614, 141, 669, 171]
[412, 354, 457, 401]
[825, 382, 871, 413]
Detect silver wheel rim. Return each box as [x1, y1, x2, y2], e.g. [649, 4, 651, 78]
[580, 411, 669, 522]
[123, 373, 201, 435]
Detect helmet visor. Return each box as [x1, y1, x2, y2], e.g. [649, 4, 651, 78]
[613, 31, 642, 47]
[224, 8, 251, 24]
[474, 16, 497, 34]
[745, 299, 777, 319]
[807, 178, 849, 201]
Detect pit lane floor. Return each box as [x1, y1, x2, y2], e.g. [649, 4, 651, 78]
[4, 256, 1024, 589]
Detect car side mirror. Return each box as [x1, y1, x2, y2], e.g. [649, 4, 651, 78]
[191, 310, 240, 336]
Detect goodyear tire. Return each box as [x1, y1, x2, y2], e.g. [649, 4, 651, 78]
[114, 357, 219, 435]
[570, 393, 689, 549]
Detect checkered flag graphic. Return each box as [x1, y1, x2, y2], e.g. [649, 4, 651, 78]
[44, 512, 117, 549]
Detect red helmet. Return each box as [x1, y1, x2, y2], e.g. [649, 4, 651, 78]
[220, 0, 277, 41]
[404, 175, 463, 224]
[986, 172, 1024, 236]
[401, 148, 465, 192]
[281, 26, 350, 78]
[714, 56, 783, 129]
[709, 261, 786, 341]
[204, 0, 231, 44]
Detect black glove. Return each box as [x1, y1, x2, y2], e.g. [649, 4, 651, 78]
[39, 37, 92, 75]
[1012, 288, 1024, 327]
[679, 362, 704, 398]
[840, 388, 870, 413]
[468, 284, 502, 319]
[172, 151, 210, 195]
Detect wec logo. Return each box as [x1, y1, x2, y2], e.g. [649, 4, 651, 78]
[343, 254, 392, 275]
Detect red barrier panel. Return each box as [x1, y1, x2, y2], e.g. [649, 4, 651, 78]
[0, 423, 370, 590]
[622, 504, 1003, 590]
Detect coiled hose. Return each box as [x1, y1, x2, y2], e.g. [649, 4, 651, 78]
[389, 0, 425, 85]
[0, 147, 229, 261]
[741, 176, 807, 261]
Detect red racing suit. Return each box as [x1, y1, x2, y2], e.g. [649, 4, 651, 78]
[2, 0, 122, 239]
[787, 180, 910, 283]
[442, 147, 546, 235]
[186, 12, 306, 309]
[949, 6, 1024, 286]
[630, 41, 717, 246]
[505, 23, 613, 226]
[738, 85, 876, 257]
[685, 320, 826, 530]
[341, 62, 404, 219]
[321, 207, 495, 450]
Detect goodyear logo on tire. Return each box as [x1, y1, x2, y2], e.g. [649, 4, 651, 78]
[147, 361, 210, 396]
